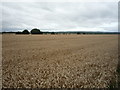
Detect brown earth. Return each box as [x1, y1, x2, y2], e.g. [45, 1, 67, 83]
[2, 34, 118, 88]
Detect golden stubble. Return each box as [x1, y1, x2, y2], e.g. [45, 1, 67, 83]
[2, 34, 118, 88]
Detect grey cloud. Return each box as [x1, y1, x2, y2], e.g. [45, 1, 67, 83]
[2, 2, 118, 32]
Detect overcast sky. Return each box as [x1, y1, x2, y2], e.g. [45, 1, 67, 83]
[2, 1, 118, 32]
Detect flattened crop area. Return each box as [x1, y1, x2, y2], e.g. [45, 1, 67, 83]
[2, 34, 118, 88]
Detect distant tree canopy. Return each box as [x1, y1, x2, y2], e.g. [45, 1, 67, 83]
[51, 32, 55, 35]
[22, 29, 29, 34]
[77, 32, 80, 34]
[16, 31, 22, 34]
[31, 28, 43, 34]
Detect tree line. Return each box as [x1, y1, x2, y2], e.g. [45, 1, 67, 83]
[2, 28, 119, 35]
[16, 28, 43, 34]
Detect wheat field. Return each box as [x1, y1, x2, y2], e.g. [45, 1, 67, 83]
[2, 34, 118, 88]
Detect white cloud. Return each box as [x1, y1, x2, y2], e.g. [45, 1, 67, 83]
[1, 0, 119, 2]
[1, 2, 118, 32]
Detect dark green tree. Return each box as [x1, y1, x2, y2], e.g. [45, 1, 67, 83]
[31, 28, 43, 34]
[16, 31, 22, 34]
[51, 32, 55, 35]
[77, 32, 81, 34]
[22, 29, 29, 34]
